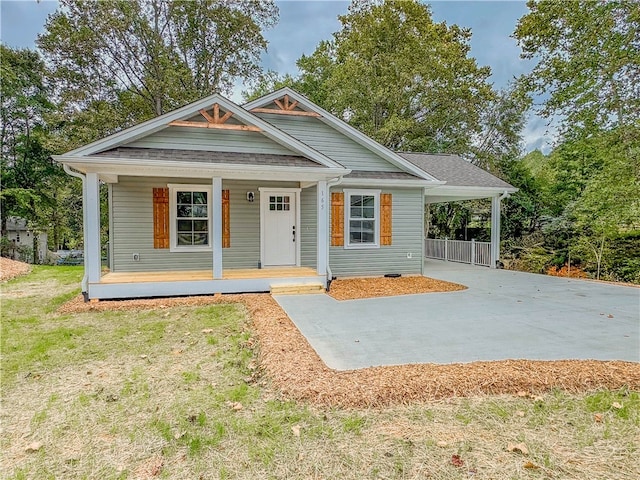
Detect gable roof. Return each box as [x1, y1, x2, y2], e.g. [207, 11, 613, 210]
[243, 88, 441, 183]
[398, 152, 515, 189]
[61, 93, 344, 170]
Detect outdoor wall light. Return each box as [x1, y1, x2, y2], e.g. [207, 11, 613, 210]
[246, 191, 255, 203]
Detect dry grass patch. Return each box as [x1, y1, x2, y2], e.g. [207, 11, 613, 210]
[327, 275, 466, 300]
[59, 292, 640, 408]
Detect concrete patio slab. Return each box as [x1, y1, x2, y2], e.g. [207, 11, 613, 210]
[274, 261, 640, 370]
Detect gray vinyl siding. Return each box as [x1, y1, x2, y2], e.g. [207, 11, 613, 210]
[125, 126, 296, 156]
[111, 176, 211, 272]
[254, 113, 403, 172]
[329, 187, 424, 277]
[300, 185, 317, 268]
[111, 176, 302, 272]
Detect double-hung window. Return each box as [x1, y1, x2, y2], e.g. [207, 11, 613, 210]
[344, 189, 380, 248]
[169, 184, 212, 252]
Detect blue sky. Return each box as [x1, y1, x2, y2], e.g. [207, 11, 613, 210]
[0, 0, 552, 152]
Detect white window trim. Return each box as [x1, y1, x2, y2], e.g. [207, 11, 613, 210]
[168, 183, 213, 253]
[343, 189, 381, 249]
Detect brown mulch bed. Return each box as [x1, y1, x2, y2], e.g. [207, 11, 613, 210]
[0, 257, 31, 282]
[328, 275, 466, 300]
[59, 292, 640, 408]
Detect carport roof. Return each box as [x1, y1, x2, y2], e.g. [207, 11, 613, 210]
[397, 152, 514, 189]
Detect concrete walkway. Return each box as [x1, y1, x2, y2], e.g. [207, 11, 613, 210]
[274, 261, 640, 370]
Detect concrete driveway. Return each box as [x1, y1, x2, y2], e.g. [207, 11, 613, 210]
[274, 261, 640, 370]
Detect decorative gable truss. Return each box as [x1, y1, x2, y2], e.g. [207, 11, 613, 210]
[169, 103, 262, 132]
[250, 94, 321, 118]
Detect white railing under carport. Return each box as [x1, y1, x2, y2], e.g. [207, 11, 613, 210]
[424, 238, 491, 267]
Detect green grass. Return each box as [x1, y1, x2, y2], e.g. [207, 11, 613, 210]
[1, 266, 639, 479]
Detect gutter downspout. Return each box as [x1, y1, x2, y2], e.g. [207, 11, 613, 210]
[325, 176, 344, 291]
[63, 164, 89, 296]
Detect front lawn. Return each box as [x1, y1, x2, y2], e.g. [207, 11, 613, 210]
[1, 266, 638, 479]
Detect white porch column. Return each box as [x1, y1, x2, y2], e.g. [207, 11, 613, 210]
[490, 195, 501, 269]
[85, 172, 102, 283]
[316, 180, 328, 275]
[212, 177, 223, 279]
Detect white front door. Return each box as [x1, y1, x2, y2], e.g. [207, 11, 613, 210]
[262, 190, 298, 266]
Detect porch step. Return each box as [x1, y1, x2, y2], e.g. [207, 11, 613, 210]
[270, 283, 325, 295]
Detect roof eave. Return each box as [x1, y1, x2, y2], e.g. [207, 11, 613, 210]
[424, 185, 518, 202]
[53, 155, 350, 182]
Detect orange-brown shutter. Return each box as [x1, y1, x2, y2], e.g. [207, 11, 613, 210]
[380, 193, 392, 246]
[153, 187, 170, 249]
[331, 192, 344, 246]
[222, 189, 230, 248]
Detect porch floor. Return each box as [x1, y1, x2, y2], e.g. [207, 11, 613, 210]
[100, 267, 318, 284]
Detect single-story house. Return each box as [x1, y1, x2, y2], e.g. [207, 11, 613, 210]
[2, 216, 48, 263]
[54, 87, 515, 300]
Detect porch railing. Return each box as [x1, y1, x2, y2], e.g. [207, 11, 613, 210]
[424, 238, 491, 267]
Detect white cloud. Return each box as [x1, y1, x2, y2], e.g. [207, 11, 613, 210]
[522, 113, 558, 154]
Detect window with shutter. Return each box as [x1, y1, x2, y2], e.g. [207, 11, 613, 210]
[155, 186, 230, 250]
[343, 189, 381, 248]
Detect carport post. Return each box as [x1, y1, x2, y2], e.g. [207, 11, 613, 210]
[471, 238, 476, 266]
[490, 195, 501, 269]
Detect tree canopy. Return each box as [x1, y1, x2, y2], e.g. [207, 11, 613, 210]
[38, 0, 278, 125]
[250, 0, 498, 156]
[514, 0, 640, 133]
[511, 0, 640, 281]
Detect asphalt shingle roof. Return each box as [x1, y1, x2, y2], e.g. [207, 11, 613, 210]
[92, 147, 325, 168]
[396, 152, 514, 189]
[343, 170, 422, 180]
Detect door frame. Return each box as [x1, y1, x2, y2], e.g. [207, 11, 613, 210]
[259, 187, 302, 267]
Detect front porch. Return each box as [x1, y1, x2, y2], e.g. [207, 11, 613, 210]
[91, 267, 323, 299]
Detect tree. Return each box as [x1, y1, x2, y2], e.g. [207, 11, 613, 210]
[514, 0, 640, 133]
[471, 86, 528, 172]
[567, 130, 640, 279]
[38, 0, 278, 128]
[514, 1, 640, 281]
[0, 46, 68, 259]
[281, 0, 494, 153]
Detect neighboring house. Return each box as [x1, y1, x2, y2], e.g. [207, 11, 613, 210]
[2, 217, 48, 263]
[54, 88, 516, 300]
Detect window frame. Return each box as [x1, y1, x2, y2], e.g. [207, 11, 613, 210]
[168, 184, 213, 253]
[343, 189, 381, 249]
